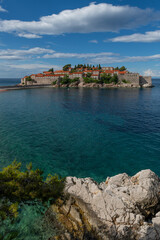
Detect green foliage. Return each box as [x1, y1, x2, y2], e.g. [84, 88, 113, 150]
[112, 74, 118, 84]
[51, 81, 57, 85]
[26, 76, 34, 82]
[83, 77, 95, 83]
[71, 77, 80, 83]
[119, 66, 126, 71]
[48, 68, 54, 73]
[63, 64, 71, 71]
[100, 73, 118, 84]
[86, 73, 92, 78]
[122, 79, 129, 83]
[114, 66, 127, 71]
[60, 75, 71, 84]
[0, 160, 65, 222]
[61, 75, 79, 85]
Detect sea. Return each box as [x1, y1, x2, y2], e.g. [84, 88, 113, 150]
[0, 78, 160, 239]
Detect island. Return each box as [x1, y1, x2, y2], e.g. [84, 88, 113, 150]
[21, 64, 152, 88]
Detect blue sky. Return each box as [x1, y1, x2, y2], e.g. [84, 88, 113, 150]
[0, 0, 160, 77]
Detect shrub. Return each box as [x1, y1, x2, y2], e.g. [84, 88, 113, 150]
[83, 77, 95, 83]
[0, 160, 65, 222]
[51, 81, 57, 85]
[111, 74, 118, 84]
[60, 75, 71, 84]
[26, 76, 34, 82]
[122, 79, 129, 84]
[70, 77, 80, 83]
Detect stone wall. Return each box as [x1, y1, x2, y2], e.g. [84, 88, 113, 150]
[139, 76, 152, 87]
[118, 73, 140, 86]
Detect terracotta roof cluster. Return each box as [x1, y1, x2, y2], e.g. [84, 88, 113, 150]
[23, 67, 128, 79]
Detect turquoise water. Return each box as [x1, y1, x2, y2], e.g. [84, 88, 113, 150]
[1, 79, 160, 239]
[0, 79, 160, 182]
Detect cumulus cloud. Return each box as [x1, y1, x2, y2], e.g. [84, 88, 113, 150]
[109, 30, 160, 42]
[144, 69, 160, 77]
[0, 3, 159, 37]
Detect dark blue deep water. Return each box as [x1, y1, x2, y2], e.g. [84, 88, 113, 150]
[0, 78, 160, 239]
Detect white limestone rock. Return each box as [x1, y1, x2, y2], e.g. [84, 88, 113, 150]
[54, 170, 160, 239]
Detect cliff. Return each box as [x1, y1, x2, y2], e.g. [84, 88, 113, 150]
[51, 170, 160, 240]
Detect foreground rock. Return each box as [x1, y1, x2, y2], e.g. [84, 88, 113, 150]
[51, 170, 160, 240]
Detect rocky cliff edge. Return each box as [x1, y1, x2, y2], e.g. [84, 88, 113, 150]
[51, 170, 160, 240]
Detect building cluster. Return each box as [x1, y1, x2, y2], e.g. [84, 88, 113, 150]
[21, 66, 152, 87]
[22, 66, 127, 84]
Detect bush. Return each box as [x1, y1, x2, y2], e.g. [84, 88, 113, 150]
[70, 77, 80, 83]
[26, 76, 34, 82]
[51, 81, 57, 85]
[100, 73, 118, 84]
[0, 161, 65, 222]
[60, 75, 71, 84]
[111, 74, 118, 84]
[83, 77, 95, 83]
[122, 79, 129, 84]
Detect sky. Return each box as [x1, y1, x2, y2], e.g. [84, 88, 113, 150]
[0, 0, 160, 77]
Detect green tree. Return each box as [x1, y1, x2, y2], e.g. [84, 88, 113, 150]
[63, 64, 71, 71]
[98, 64, 101, 70]
[111, 74, 118, 84]
[86, 73, 92, 78]
[119, 66, 126, 71]
[48, 68, 54, 73]
[61, 75, 71, 84]
[26, 76, 33, 82]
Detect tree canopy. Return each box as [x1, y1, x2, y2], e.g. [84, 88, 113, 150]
[63, 64, 71, 71]
[48, 68, 54, 73]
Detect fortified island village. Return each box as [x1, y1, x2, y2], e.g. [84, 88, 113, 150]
[21, 64, 152, 88]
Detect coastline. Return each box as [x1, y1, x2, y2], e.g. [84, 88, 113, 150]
[0, 82, 153, 92]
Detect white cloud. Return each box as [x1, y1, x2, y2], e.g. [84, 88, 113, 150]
[0, 47, 55, 60]
[143, 69, 160, 77]
[43, 52, 118, 59]
[7, 63, 60, 70]
[0, 3, 159, 37]
[0, 5, 7, 12]
[90, 54, 160, 64]
[0, 63, 61, 78]
[18, 33, 42, 39]
[89, 40, 98, 43]
[109, 30, 160, 42]
[144, 69, 154, 76]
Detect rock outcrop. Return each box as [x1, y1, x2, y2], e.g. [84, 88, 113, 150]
[51, 170, 160, 240]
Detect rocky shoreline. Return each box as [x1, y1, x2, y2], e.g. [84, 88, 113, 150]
[50, 170, 160, 240]
[52, 81, 153, 89]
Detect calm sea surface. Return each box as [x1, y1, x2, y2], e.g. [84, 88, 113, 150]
[1, 78, 160, 239]
[0, 79, 160, 182]
[0, 78, 20, 86]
